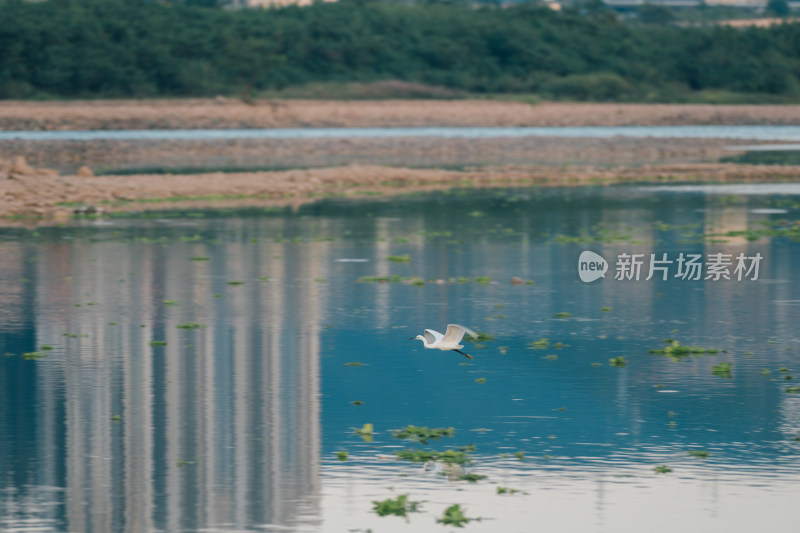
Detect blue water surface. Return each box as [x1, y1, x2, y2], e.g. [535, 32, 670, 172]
[0, 184, 799, 533]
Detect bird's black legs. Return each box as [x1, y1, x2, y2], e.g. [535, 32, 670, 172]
[453, 349, 473, 359]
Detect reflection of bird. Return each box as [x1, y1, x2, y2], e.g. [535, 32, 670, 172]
[409, 324, 478, 359]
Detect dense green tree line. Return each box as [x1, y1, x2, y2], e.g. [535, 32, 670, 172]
[1, 0, 799, 101]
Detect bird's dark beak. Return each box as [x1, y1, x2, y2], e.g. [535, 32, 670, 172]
[408, 337, 416, 341]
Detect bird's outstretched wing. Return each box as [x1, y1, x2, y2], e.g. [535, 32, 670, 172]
[442, 324, 478, 344]
[424, 329, 444, 345]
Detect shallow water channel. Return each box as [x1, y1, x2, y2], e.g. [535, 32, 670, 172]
[1, 184, 799, 532]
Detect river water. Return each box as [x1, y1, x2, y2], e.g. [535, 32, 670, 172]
[4, 125, 800, 142]
[1, 184, 799, 532]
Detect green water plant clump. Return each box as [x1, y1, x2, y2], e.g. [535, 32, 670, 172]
[464, 332, 494, 343]
[396, 448, 471, 465]
[372, 494, 422, 518]
[354, 423, 374, 442]
[649, 339, 724, 361]
[392, 425, 455, 445]
[712, 362, 733, 378]
[528, 338, 550, 350]
[176, 323, 207, 330]
[437, 504, 478, 527]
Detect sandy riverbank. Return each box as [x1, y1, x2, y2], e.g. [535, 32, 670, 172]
[3, 100, 800, 224]
[3, 99, 800, 130]
[3, 157, 800, 225]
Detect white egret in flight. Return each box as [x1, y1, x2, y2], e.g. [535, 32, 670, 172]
[409, 324, 479, 359]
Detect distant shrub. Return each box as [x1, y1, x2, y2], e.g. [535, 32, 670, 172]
[542, 73, 635, 102]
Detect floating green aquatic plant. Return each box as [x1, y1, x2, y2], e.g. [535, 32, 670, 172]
[544, 354, 558, 361]
[176, 323, 207, 330]
[649, 340, 723, 361]
[437, 504, 477, 527]
[786, 386, 800, 394]
[465, 332, 494, 343]
[354, 423, 374, 442]
[111, 414, 122, 422]
[528, 338, 549, 350]
[358, 275, 406, 283]
[600, 307, 612, 312]
[712, 362, 733, 378]
[497, 486, 520, 495]
[392, 426, 455, 445]
[654, 465, 672, 474]
[372, 494, 421, 518]
[226, 280, 244, 286]
[609, 356, 627, 367]
[514, 451, 525, 461]
[396, 448, 470, 465]
[554, 312, 572, 318]
[343, 362, 363, 367]
[22, 352, 46, 360]
[40, 345, 53, 351]
[473, 276, 492, 285]
[475, 377, 486, 384]
[687, 450, 709, 458]
[149, 340, 167, 346]
[459, 473, 486, 483]
[336, 450, 348, 461]
[163, 300, 179, 306]
[350, 400, 363, 406]
[387, 255, 411, 262]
